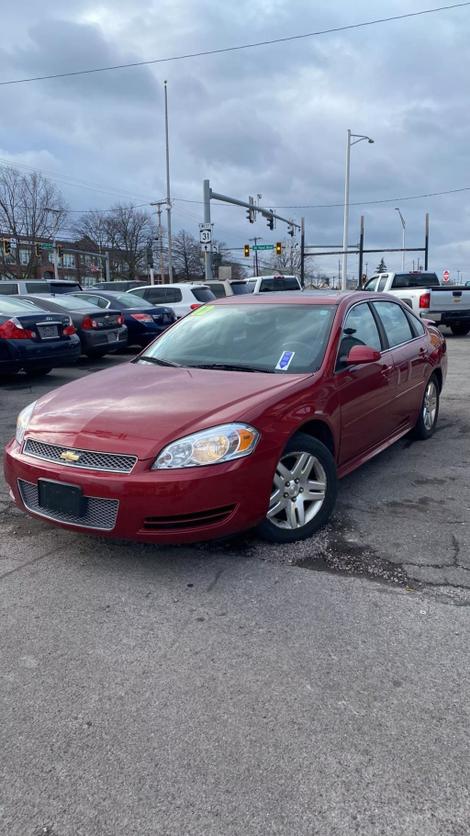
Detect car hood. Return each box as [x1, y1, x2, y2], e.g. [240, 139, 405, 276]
[26, 362, 307, 459]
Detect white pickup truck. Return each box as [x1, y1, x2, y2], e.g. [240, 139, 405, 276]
[245, 274, 302, 293]
[363, 271, 470, 336]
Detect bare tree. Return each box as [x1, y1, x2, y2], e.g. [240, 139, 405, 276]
[73, 204, 152, 279]
[0, 166, 68, 278]
[270, 242, 302, 275]
[172, 230, 204, 281]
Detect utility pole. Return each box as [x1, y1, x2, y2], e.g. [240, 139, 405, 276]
[151, 200, 167, 283]
[249, 236, 261, 276]
[395, 208, 406, 271]
[203, 179, 213, 281]
[164, 81, 173, 282]
[45, 207, 61, 280]
[300, 217, 305, 287]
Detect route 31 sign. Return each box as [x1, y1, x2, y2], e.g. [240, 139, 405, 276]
[199, 228, 212, 245]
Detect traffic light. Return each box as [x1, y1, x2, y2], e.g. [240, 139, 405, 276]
[2, 239, 11, 256]
[57, 245, 63, 258]
[246, 196, 255, 223]
[287, 223, 295, 237]
[266, 212, 274, 231]
[243, 244, 250, 257]
[275, 242, 282, 255]
[35, 244, 42, 257]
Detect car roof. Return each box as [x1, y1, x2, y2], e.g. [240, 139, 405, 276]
[209, 290, 354, 306]
[133, 282, 207, 289]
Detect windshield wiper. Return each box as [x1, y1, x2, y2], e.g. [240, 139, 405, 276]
[187, 363, 275, 374]
[137, 356, 181, 367]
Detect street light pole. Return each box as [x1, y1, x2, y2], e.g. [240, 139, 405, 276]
[395, 208, 406, 271]
[164, 80, 173, 282]
[249, 236, 261, 276]
[341, 130, 374, 291]
[45, 207, 62, 280]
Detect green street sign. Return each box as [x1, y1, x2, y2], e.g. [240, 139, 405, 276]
[40, 242, 54, 250]
[252, 244, 274, 251]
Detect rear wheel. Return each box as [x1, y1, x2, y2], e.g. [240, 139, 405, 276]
[86, 350, 108, 360]
[257, 433, 337, 543]
[23, 367, 52, 378]
[450, 323, 470, 336]
[412, 375, 439, 440]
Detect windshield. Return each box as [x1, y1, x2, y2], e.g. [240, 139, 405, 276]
[139, 303, 335, 374]
[230, 282, 252, 295]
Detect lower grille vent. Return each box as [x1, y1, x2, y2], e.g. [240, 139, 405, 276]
[143, 505, 236, 531]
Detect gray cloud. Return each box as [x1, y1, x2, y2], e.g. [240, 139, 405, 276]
[0, 0, 470, 278]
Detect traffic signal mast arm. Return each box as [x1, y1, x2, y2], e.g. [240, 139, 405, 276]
[208, 184, 301, 232]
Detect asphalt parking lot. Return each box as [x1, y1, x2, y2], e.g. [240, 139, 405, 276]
[1, 336, 470, 835]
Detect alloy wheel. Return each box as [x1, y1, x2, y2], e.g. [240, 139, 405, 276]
[423, 379, 438, 431]
[267, 451, 327, 530]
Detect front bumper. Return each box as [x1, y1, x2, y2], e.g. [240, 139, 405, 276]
[4, 438, 275, 543]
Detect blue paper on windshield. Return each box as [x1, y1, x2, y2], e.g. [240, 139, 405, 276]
[276, 350, 295, 371]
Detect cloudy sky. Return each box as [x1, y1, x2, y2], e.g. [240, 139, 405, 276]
[1, 0, 470, 280]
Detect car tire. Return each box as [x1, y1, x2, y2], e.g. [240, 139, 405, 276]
[412, 375, 440, 440]
[450, 324, 470, 336]
[257, 433, 337, 544]
[86, 350, 108, 360]
[23, 367, 52, 378]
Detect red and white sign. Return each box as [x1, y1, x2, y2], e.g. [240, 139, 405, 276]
[443, 269, 450, 283]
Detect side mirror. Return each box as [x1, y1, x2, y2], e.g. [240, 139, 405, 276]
[346, 345, 381, 364]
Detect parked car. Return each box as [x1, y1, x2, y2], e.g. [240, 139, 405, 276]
[93, 280, 147, 292]
[5, 291, 446, 545]
[128, 283, 216, 317]
[70, 290, 176, 347]
[245, 275, 302, 293]
[0, 296, 80, 377]
[363, 272, 470, 336]
[0, 279, 82, 295]
[22, 295, 127, 359]
[204, 280, 234, 298]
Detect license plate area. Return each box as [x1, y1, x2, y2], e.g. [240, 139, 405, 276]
[38, 324, 59, 339]
[38, 479, 87, 517]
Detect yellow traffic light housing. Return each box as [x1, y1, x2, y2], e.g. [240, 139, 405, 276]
[275, 242, 282, 255]
[244, 244, 250, 257]
[2, 239, 11, 256]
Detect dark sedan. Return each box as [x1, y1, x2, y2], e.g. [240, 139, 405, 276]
[70, 290, 176, 348]
[23, 295, 128, 359]
[0, 296, 80, 377]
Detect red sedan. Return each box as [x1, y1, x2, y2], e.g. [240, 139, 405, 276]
[4, 292, 447, 544]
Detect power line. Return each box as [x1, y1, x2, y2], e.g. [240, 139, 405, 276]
[174, 184, 470, 210]
[0, 3, 468, 86]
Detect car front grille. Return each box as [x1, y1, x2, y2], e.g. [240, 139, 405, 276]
[18, 479, 119, 531]
[23, 439, 137, 473]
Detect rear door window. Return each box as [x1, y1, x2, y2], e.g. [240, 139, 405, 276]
[0, 283, 18, 295]
[391, 273, 439, 289]
[143, 287, 183, 304]
[191, 287, 215, 302]
[373, 301, 414, 347]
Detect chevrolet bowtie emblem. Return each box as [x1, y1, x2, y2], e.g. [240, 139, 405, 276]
[60, 450, 81, 462]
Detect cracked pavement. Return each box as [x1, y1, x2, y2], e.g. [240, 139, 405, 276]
[1, 337, 469, 835]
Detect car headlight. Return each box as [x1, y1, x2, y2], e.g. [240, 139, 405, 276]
[16, 400, 37, 445]
[152, 423, 259, 469]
